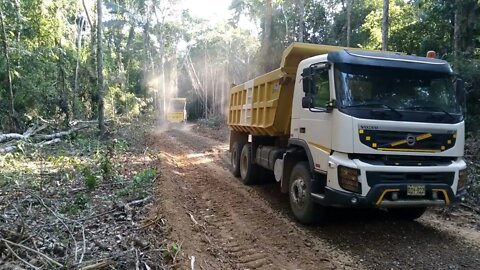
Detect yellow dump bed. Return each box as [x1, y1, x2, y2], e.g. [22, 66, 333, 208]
[227, 43, 356, 136]
[167, 98, 187, 123]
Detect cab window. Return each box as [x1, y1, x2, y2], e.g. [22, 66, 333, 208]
[310, 69, 330, 108]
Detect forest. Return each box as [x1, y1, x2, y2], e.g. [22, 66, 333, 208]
[0, 0, 480, 269]
[0, 0, 479, 130]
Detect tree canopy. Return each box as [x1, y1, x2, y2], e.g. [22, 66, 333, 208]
[0, 0, 479, 131]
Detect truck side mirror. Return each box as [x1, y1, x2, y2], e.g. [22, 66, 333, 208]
[301, 67, 315, 93]
[302, 96, 313, 108]
[455, 78, 466, 112]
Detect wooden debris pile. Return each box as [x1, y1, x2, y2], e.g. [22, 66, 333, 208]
[0, 184, 168, 269]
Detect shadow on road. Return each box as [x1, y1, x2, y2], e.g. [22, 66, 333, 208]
[253, 181, 480, 269]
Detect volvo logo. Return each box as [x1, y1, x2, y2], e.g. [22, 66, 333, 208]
[406, 134, 416, 146]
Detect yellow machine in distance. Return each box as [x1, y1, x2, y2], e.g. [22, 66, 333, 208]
[166, 98, 187, 123]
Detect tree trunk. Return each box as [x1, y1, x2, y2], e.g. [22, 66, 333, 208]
[57, 41, 70, 126]
[0, 4, 17, 131]
[142, 6, 150, 98]
[86, 0, 97, 119]
[262, 0, 273, 73]
[281, 5, 289, 42]
[454, 0, 478, 61]
[97, 0, 105, 133]
[74, 16, 85, 118]
[204, 49, 208, 118]
[298, 0, 305, 42]
[381, 0, 389, 51]
[82, 0, 93, 28]
[453, 0, 462, 60]
[346, 0, 353, 47]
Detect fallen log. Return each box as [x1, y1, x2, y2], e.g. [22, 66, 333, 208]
[0, 138, 61, 154]
[0, 123, 95, 154]
[0, 124, 46, 143]
[0, 144, 17, 153]
[34, 125, 88, 140]
[69, 118, 112, 126]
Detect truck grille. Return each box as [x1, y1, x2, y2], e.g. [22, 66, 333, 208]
[366, 171, 454, 186]
[358, 129, 457, 153]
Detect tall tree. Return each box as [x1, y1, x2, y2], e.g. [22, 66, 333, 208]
[381, 0, 389, 50]
[346, 0, 353, 47]
[73, 14, 85, 118]
[262, 0, 273, 72]
[97, 0, 105, 132]
[298, 0, 305, 42]
[454, 0, 478, 61]
[0, 2, 17, 130]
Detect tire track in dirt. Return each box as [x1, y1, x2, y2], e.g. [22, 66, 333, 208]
[156, 128, 480, 270]
[149, 128, 361, 269]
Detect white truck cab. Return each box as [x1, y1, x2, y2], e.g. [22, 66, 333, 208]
[291, 50, 466, 210]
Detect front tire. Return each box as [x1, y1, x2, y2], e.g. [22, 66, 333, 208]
[239, 144, 258, 185]
[388, 207, 427, 220]
[289, 162, 325, 224]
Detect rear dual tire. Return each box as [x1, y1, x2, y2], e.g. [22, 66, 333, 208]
[233, 146, 325, 224]
[230, 142, 244, 177]
[239, 144, 259, 185]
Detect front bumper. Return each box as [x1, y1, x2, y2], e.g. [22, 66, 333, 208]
[312, 184, 467, 208]
[312, 152, 467, 208]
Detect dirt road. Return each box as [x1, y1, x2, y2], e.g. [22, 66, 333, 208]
[147, 127, 480, 270]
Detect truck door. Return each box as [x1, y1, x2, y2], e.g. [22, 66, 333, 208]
[294, 64, 332, 172]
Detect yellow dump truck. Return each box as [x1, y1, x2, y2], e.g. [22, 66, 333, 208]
[228, 43, 467, 224]
[166, 98, 187, 124]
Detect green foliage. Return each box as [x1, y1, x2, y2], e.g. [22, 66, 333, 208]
[0, 0, 479, 132]
[162, 242, 181, 262]
[117, 168, 157, 199]
[105, 85, 146, 118]
[465, 131, 480, 204]
[82, 167, 98, 191]
[453, 58, 480, 131]
[100, 154, 114, 181]
[62, 193, 89, 214]
[197, 115, 226, 128]
[114, 139, 130, 152]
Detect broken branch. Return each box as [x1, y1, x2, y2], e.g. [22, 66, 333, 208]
[4, 241, 40, 270]
[1, 238, 63, 268]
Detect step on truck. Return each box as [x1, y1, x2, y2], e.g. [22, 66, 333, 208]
[227, 43, 467, 224]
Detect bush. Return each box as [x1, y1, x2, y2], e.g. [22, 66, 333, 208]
[197, 115, 226, 129]
[465, 131, 480, 205]
[117, 168, 157, 199]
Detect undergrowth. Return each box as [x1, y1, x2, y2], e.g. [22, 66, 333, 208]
[465, 131, 480, 205]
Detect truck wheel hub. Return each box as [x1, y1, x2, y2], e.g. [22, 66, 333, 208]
[291, 178, 307, 206]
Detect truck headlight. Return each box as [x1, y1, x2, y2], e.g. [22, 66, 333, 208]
[338, 166, 361, 193]
[458, 169, 467, 191]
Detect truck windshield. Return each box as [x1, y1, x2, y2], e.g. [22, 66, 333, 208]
[334, 64, 462, 119]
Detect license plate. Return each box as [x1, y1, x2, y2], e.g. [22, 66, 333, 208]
[407, 185, 425, 196]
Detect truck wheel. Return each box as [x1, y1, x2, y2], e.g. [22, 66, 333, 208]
[230, 142, 244, 177]
[239, 144, 258, 185]
[289, 162, 325, 224]
[388, 207, 427, 220]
